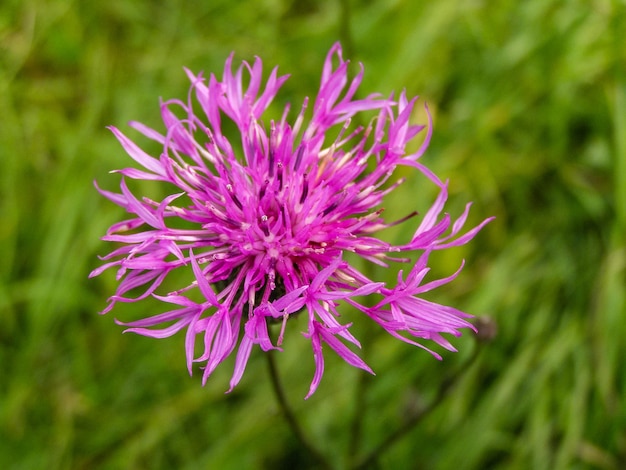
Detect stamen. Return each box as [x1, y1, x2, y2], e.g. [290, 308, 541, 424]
[294, 144, 305, 171]
[226, 183, 243, 210]
[268, 122, 276, 177]
[260, 214, 270, 236]
[268, 148, 275, 177]
[322, 201, 338, 217]
[388, 210, 419, 227]
[300, 173, 309, 204]
[277, 162, 284, 192]
[259, 179, 269, 200]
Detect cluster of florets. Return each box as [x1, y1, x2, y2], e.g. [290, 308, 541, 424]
[92, 43, 492, 398]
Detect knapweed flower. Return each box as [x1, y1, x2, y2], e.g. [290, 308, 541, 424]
[91, 43, 493, 398]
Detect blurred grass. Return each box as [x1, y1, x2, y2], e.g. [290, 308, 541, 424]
[1, 0, 625, 468]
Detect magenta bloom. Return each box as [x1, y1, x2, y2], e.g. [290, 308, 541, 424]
[92, 43, 493, 398]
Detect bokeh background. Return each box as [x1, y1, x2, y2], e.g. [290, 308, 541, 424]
[1, 0, 624, 468]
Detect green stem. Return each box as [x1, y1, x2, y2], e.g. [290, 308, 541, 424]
[266, 350, 334, 470]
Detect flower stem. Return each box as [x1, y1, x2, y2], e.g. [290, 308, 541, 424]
[266, 350, 334, 470]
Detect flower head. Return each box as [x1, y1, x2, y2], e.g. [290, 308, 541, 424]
[92, 43, 493, 398]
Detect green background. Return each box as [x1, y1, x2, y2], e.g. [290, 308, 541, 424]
[1, 0, 624, 468]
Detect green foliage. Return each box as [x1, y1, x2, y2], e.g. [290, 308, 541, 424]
[1, 0, 624, 468]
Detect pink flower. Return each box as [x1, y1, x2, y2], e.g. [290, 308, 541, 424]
[91, 43, 493, 397]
